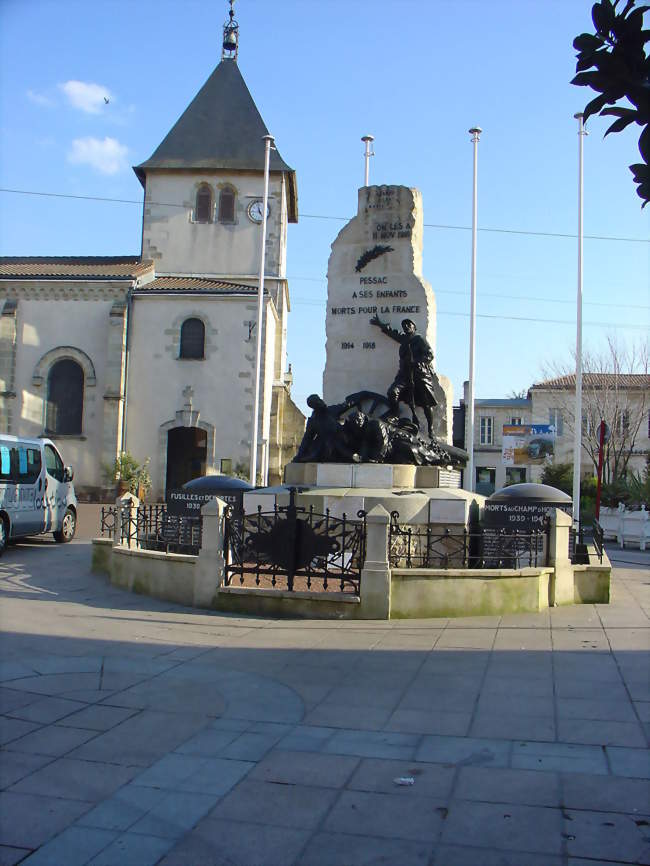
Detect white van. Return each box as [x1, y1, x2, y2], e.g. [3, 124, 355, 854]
[0, 435, 77, 554]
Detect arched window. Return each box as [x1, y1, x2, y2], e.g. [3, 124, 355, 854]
[218, 186, 236, 223]
[195, 184, 213, 223]
[46, 359, 83, 435]
[179, 318, 205, 360]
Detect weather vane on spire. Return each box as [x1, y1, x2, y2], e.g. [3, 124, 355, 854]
[222, 0, 239, 60]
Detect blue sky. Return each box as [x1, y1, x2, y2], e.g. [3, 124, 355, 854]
[1, 0, 648, 415]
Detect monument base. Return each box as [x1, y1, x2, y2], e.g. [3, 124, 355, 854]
[243, 462, 483, 527]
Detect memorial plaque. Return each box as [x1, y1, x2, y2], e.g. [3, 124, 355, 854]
[323, 185, 452, 441]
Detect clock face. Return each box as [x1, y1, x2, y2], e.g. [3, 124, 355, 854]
[247, 200, 269, 223]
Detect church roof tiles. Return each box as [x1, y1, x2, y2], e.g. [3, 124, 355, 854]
[134, 276, 259, 295]
[0, 257, 154, 280]
[134, 59, 298, 222]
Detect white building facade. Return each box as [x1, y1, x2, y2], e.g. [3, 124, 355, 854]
[0, 33, 304, 499]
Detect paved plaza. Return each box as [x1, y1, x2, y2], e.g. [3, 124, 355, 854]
[0, 527, 648, 865]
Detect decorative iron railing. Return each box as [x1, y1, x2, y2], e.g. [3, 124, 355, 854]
[389, 512, 548, 569]
[224, 488, 366, 594]
[100, 504, 201, 554]
[592, 519, 604, 563]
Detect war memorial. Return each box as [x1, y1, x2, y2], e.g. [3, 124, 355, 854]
[93, 185, 611, 621]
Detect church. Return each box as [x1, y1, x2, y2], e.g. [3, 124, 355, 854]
[0, 8, 305, 499]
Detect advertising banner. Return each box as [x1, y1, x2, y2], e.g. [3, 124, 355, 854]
[502, 424, 555, 466]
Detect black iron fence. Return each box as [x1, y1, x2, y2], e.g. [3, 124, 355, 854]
[224, 489, 366, 594]
[591, 519, 604, 564]
[389, 512, 548, 569]
[100, 504, 202, 554]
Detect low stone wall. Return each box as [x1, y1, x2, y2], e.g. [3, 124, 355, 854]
[391, 568, 552, 618]
[215, 586, 361, 619]
[573, 547, 612, 604]
[91, 500, 612, 621]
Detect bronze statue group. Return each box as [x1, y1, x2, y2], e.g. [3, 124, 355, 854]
[294, 317, 467, 468]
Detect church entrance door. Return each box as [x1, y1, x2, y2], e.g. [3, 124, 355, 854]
[165, 427, 207, 496]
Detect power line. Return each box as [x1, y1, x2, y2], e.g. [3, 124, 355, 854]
[289, 297, 648, 329]
[1, 187, 648, 244]
[289, 282, 650, 312]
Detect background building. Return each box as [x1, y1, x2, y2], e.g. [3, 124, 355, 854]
[0, 24, 304, 499]
[456, 374, 650, 495]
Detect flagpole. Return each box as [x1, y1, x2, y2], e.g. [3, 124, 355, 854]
[250, 133, 274, 486]
[466, 126, 482, 492]
[572, 113, 586, 526]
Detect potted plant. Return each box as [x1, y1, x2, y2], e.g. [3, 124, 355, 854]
[103, 452, 152, 500]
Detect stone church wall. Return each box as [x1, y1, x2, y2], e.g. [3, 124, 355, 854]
[125, 293, 277, 498]
[142, 171, 286, 278]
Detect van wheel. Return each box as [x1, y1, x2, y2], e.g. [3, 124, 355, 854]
[54, 508, 76, 543]
[0, 517, 7, 555]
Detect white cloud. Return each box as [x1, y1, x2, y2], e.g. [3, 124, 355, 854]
[60, 80, 112, 114]
[27, 89, 55, 107]
[67, 136, 128, 175]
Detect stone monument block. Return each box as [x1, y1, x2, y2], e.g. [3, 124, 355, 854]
[323, 185, 452, 441]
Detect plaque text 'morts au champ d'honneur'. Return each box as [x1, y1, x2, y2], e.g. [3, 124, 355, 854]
[323, 186, 452, 431]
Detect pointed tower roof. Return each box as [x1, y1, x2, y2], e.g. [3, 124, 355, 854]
[134, 60, 298, 221]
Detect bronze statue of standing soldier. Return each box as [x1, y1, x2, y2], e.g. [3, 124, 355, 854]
[370, 315, 438, 438]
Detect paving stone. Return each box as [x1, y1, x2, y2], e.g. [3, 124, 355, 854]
[250, 749, 359, 788]
[76, 784, 167, 831]
[555, 679, 630, 701]
[563, 808, 650, 863]
[276, 724, 335, 752]
[19, 825, 116, 865]
[470, 712, 556, 742]
[302, 702, 393, 730]
[209, 717, 251, 732]
[562, 772, 650, 814]
[174, 728, 241, 756]
[0, 717, 41, 746]
[57, 704, 138, 731]
[324, 728, 419, 760]
[134, 754, 253, 795]
[0, 689, 41, 714]
[87, 832, 175, 866]
[481, 674, 554, 697]
[432, 846, 563, 866]
[156, 819, 311, 866]
[415, 734, 510, 767]
[556, 697, 639, 723]
[440, 800, 564, 853]
[28, 656, 103, 676]
[297, 831, 432, 866]
[347, 757, 455, 799]
[558, 717, 647, 748]
[0, 752, 53, 790]
[455, 765, 561, 807]
[210, 779, 338, 829]
[384, 708, 471, 736]
[217, 732, 279, 761]
[324, 789, 445, 841]
[0, 791, 91, 849]
[67, 709, 210, 766]
[8, 757, 138, 802]
[511, 740, 609, 775]
[5, 673, 100, 696]
[6, 696, 87, 725]
[606, 746, 650, 778]
[4, 724, 97, 757]
[0, 845, 31, 866]
[130, 790, 220, 839]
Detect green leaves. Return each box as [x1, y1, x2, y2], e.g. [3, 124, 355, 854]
[572, 0, 650, 205]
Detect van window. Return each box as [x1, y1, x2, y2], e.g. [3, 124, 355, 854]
[44, 444, 64, 482]
[19, 448, 42, 484]
[0, 445, 11, 479]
